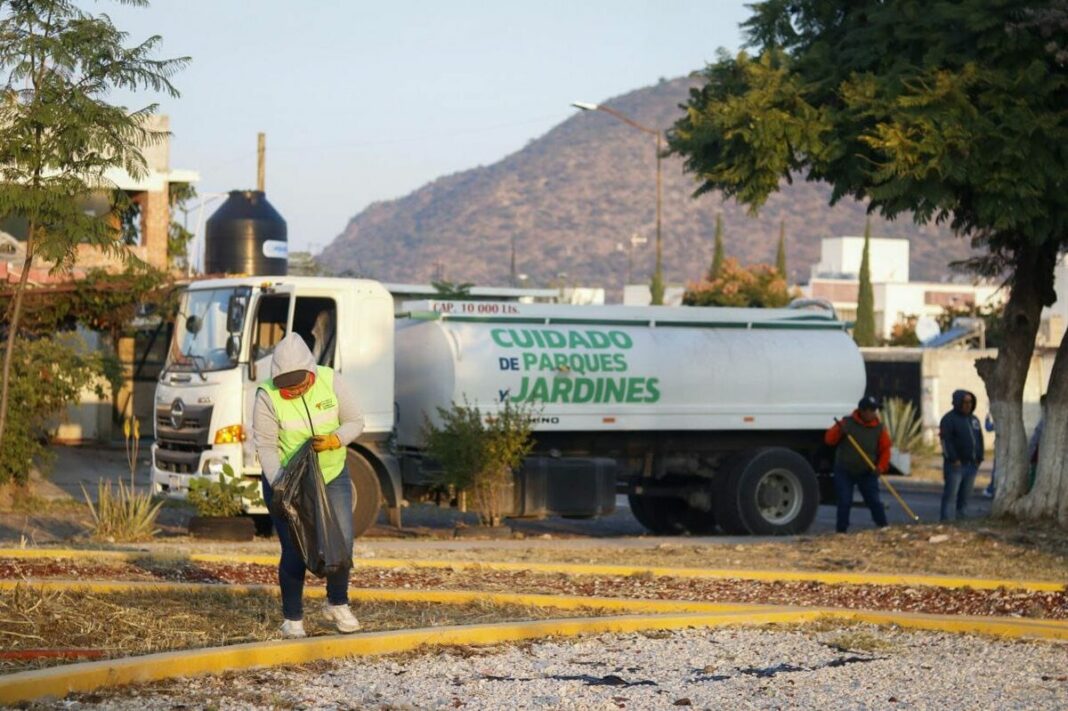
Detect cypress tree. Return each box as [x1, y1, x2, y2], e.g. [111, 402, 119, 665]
[775, 219, 787, 279]
[853, 219, 877, 346]
[709, 213, 725, 280]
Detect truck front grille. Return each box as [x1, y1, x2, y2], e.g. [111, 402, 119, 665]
[155, 402, 213, 474]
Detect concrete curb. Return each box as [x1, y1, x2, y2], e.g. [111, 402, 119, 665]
[1, 547, 1063, 592]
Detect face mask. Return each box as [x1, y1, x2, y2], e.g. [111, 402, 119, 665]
[280, 372, 315, 400]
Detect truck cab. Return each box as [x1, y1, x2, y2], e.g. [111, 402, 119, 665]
[150, 277, 397, 532]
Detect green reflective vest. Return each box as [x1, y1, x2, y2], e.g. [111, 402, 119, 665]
[261, 366, 346, 484]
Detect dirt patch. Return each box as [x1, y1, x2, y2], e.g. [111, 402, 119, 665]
[361, 521, 1068, 583]
[4, 558, 1066, 620]
[0, 584, 599, 672]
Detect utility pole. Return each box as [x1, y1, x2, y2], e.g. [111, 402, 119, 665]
[571, 102, 665, 304]
[257, 132, 266, 191]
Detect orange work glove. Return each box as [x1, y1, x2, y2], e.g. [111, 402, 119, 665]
[311, 434, 342, 452]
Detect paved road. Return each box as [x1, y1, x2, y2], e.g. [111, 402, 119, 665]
[387, 476, 992, 542]
[44, 444, 992, 541]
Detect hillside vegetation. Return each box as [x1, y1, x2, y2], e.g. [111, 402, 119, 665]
[321, 77, 970, 293]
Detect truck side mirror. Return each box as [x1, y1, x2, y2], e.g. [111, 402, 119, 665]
[226, 334, 242, 359]
[226, 291, 249, 333]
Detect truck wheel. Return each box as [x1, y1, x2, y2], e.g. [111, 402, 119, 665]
[628, 494, 716, 535]
[628, 494, 674, 534]
[347, 449, 383, 538]
[716, 448, 818, 536]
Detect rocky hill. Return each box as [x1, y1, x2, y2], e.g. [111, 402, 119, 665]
[321, 77, 972, 293]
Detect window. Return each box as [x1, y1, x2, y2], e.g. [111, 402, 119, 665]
[252, 295, 290, 361]
[293, 297, 337, 367]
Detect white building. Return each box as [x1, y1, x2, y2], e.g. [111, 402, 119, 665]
[622, 284, 686, 306]
[811, 235, 911, 283]
[803, 236, 1004, 340]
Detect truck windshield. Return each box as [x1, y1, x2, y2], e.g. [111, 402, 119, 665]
[166, 287, 246, 373]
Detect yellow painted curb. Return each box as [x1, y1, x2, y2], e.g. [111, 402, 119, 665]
[0, 578, 768, 615]
[0, 611, 813, 705]
[833, 609, 1068, 641]
[1, 547, 1063, 592]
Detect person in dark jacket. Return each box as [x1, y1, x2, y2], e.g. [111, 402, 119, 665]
[824, 396, 891, 533]
[939, 389, 984, 521]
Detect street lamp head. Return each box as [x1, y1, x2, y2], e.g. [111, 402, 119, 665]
[571, 101, 599, 111]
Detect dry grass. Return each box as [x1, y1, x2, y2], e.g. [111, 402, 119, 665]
[0, 585, 604, 672]
[373, 519, 1068, 582]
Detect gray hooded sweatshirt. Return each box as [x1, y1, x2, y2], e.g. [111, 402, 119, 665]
[252, 333, 364, 484]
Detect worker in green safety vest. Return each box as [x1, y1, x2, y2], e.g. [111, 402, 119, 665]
[253, 332, 365, 639]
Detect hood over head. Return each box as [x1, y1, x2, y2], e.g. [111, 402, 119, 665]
[952, 389, 977, 413]
[270, 333, 317, 387]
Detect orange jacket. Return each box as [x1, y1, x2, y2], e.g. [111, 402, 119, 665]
[824, 409, 892, 473]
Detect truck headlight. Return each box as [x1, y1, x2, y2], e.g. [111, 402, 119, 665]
[214, 425, 245, 444]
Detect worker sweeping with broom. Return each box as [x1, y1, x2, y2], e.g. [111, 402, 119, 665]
[824, 396, 891, 533]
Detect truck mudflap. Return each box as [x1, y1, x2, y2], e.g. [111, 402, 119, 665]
[513, 457, 617, 518]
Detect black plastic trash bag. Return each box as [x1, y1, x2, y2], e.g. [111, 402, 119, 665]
[268, 440, 349, 578]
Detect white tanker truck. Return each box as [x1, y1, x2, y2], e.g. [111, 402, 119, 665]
[151, 276, 865, 536]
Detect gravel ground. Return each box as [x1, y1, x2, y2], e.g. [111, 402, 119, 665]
[40, 625, 1068, 710]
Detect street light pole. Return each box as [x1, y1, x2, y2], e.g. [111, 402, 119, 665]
[572, 101, 665, 305]
[627, 232, 647, 285]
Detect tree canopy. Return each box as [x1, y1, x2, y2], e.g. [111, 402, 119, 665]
[0, 0, 187, 459]
[854, 221, 876, 346]
[709, 212, 725, 280]
[669, 0, 1067, 275]
[668, 0, 1068, 524]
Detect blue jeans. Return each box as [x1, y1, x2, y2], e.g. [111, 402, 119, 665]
[834, 467, 888, 533]
[262, 469, 353, 621]
[941, 461, 978, 521]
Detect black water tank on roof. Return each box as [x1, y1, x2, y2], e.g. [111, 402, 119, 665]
[204, 190, 287, 276]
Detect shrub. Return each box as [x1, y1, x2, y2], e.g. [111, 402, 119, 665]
[423, 399, 535, 526]
[83, 416, 162, 542]
[187, 462, 263, 518]
[83, 478, 163, 541]
[884, 397, 923, 453]
[0, 334, 120, 487]
[683, 258, 799, 308]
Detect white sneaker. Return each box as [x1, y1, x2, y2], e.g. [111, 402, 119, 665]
[323, 604, 361, 633]
[280, 619, 306, 639]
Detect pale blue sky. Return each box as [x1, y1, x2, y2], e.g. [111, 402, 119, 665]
[106, 1, 750, 253]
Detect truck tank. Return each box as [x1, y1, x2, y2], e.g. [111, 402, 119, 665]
[394, 300, 865, 536]
[394, 301, 865, 448]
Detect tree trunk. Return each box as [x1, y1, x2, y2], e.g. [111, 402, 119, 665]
[975, 243, 1056, 517]
[0, 230, 35, 451]
[1015, 323, 1068, 522]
